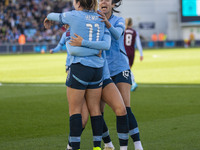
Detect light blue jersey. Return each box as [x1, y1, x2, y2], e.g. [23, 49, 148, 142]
[106, 15, 130, 77]
[47, 10, 110, 68]
[51, 29, 111, 80]
[102, 51, 110, 80]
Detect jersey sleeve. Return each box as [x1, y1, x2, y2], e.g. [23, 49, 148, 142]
[52, 32, 67, 53]
[136, 31, 143, 56]
[47, 12, 73, 25]
[66, 41, 99, 56]
[108, 17, 125, 40]
[59, 12, 74, 25]
[81, 28, 111, 50]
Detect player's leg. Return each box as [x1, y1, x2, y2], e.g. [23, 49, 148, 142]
[116, 83, 143, 150]
[113, 71, 143, 150]
[67, 100, 89, 150]
[86, 88, 103, 150]
[67, 87, 85, 150]
[66, 63, 93, 150]
[102, 80, 129, 150]
[81, 100, 89, 129]
[130, 71, 138, 91]
[85, 66, 104, 150]
[129, 52, 138, 91]
[100, 100, 115, 150]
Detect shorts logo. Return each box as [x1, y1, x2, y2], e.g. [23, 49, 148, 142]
[122, 70, 130, 79]
[99, 82, 103, 86]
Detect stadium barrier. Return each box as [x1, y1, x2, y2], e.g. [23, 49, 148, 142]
[0, 43, 66, 54]
[0, 41, 199, 54]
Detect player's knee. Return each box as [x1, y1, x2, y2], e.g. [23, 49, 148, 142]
[114, 105, 127, 116]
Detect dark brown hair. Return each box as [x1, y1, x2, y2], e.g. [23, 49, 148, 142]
[76, 0, 97, 10]
[112, 0, 122, 13]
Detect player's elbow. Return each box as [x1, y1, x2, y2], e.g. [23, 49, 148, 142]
[104, 43, 111, 50]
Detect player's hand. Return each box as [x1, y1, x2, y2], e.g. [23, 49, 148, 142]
[97, 50, 102, 57]
[97, 10, 111, 28]
[69, 33, 83, 46]
[44, 18, 53, 29]
[49, 49, 54, 54]
[140, 56, 143, 61]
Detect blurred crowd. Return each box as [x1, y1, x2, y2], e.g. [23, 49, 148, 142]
[0, 0, 73, 44]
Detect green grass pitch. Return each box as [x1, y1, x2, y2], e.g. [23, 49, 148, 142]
[0, 48, 200, 150]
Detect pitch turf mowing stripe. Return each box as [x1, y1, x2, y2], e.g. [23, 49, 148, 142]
[1, 83, 200, 88]
[0, 83, 65, 87]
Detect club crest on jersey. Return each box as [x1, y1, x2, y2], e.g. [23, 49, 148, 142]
[122, 70, 130, 79]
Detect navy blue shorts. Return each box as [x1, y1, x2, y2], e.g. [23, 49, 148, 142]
[66, 63, 103, 90]
[102, 78, 113, 89]
[111, 70, 132, 85]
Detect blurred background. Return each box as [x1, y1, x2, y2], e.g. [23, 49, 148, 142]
[0, 0, 200, 53]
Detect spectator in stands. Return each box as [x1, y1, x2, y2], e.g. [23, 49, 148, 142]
[0, 0, 73, 43]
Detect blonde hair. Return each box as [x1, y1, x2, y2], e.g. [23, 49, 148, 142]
[125, 18, 132, 29]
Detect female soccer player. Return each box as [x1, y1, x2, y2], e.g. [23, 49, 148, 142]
[98, 0, 144, 149]
[70, 34, 130, 150]
[124, 18, 143, 91]
[44, 0, 111, 149]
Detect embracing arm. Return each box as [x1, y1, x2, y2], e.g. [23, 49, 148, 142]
[69, 30, 111, 50]
[81, 32, 111, 50]
[45, 12, 71, 28]
[97, 10, 125, 40]
[108, 25, 124, 40]
[51, 32, 66, 53]
[47, 13, 60, 22]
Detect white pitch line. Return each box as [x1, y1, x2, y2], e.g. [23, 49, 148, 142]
[1, 83, 200, 88]
[140, 84, 200, 88]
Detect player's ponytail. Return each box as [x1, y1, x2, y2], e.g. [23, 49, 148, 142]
[76, 0, 97, 11]
[125, 18, 132, 29]
[112, 0, 122, 13]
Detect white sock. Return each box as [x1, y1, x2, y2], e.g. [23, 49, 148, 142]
[131, 71, 135, 85]
[120, 146, 128, 150]
[67, 144, 72, 149]
[134, 141, 143, 150]
[105, 142, 114, 148]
